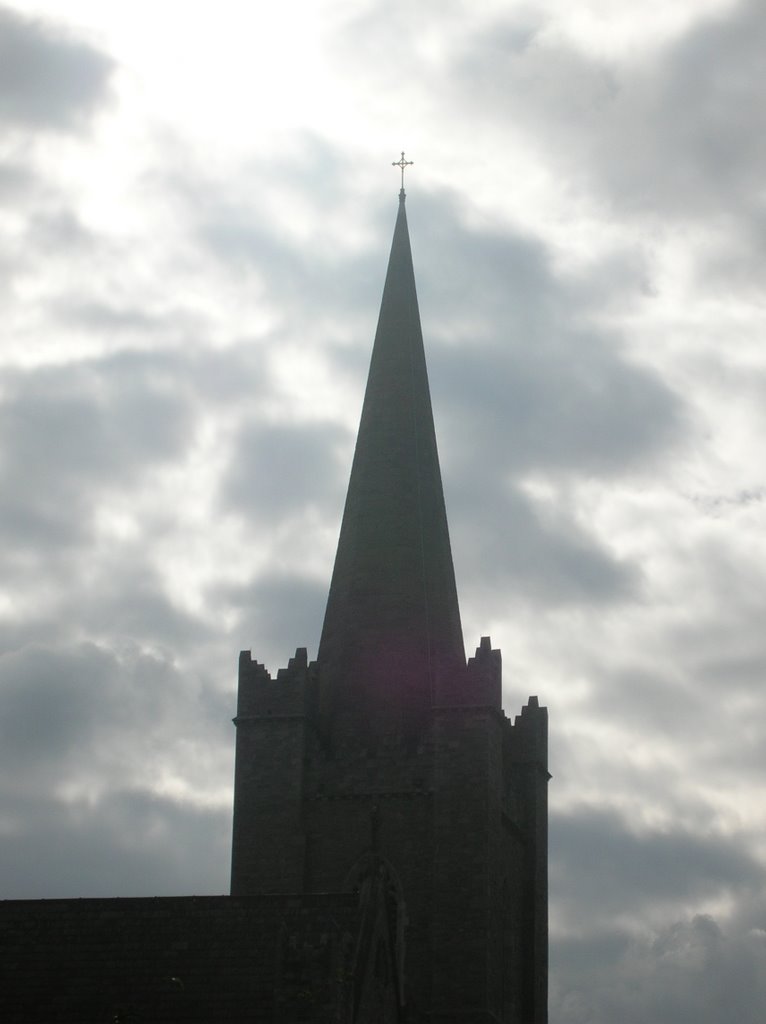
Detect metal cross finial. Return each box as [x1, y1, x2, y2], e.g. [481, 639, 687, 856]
[392, 151, 413, 190]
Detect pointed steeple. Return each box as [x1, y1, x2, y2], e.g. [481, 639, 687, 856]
[317, 192, 465, 735]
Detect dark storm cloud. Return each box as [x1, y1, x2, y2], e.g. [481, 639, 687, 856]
[551, 806, 763, 922]
[0, 4, 114, 131]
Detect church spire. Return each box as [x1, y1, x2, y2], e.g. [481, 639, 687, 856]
[317, 190, 465, 736]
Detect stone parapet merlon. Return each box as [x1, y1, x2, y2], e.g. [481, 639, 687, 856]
[235, 647, 315, 720]
[464, 635, 502, 709]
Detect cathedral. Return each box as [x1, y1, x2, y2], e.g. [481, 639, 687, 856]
[1, 179, 549, 1023]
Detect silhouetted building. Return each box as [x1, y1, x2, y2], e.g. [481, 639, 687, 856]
[231, 187, 549, 1023]
[1, 188, 548, 1023]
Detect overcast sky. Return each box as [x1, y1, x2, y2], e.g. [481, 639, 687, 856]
[1, 1, 765, 1020]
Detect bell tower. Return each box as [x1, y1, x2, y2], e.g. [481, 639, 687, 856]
[231, 176, 549, 1023]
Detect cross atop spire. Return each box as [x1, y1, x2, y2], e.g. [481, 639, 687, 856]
[392, 151, 413, 195]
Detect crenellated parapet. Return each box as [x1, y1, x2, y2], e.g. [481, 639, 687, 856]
[465, 635, 502, 709]
[231, 648, 316, 896]
[498, 694, 549, 1023]
[500, 696, 549, 840]
[508, 695, 548, 773]
[235, 647, 316, 720]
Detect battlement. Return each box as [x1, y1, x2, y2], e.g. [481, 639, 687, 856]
[464, 635, 502, 708]
[506, 695, 548, 771]
[235, 648, 315, 719]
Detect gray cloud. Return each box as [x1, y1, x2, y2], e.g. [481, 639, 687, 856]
[0, 184, 98, 297]
[602, 0, 766, 219]
[451, 477, 636, 609]
[0, 159, 38, 198]
[220, 418, 349, 526]
[0, 353, 196, 551]
[551, 807, 763, 924]
[0, 643, 116, 773]
[198, 200, 383, 333]
[0, 4, 114, 131]
[0, 639, 232, 897]
[408, 193, 686, 478]
[55, 300, 166, 334]
[159, 137, 392, 347]
[402, 195, 682, 608]
[223, 571, 329, 672]
[78, 562, 216, 650]
[0, 642, 203, 784]
[0, 789, 230, 898]
[591, 666, 704, 735]
[552, 910, 766, 1024]
[26, 206, 96, 250]
[450, 0, 766, 228]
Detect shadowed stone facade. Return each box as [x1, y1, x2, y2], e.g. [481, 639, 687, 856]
[0, 190, 548, 1023]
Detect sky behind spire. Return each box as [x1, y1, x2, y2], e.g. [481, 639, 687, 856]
[0, 2, 765, 1022]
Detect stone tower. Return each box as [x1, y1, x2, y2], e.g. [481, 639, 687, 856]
[231, 188, 549, 1024]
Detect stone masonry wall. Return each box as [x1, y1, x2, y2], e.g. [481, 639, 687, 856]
[0, 893, 360, 1024]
